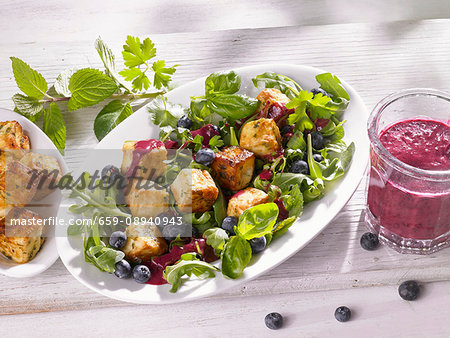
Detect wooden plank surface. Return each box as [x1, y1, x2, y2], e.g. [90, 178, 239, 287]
[0, 13, 450, 337]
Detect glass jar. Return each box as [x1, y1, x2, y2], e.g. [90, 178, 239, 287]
[365, 88, 450, 254]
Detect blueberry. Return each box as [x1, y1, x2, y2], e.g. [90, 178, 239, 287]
[101, 165, 121, 185]
[221, 216, 238, 235]
[249, 236, 267, 254]
[109, 231, 127, 249]
[177, 115, 193, 129]
[114, 260, 132, 279]
[311, 88, 329, 97]
[398, 280, 420, 301]
[313, 153, 323, 162]
[360, 232, 379, 251]
[280, 125, 292, 135]
[191, 226, 200, 238]
[310, 131, 325, 150]
[133, 265, 151, 284]
[195, 148, 215, 166]
[162, 223, 185, 242]
[264, 312, 283, 330]
[334, 306, 351, 322]
[290, 160, 309, 174]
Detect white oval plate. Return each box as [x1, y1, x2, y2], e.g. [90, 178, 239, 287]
[0, 109, 66, 278]
[56, 64, 369, 303]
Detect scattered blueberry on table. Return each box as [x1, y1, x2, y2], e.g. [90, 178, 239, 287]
[398, 280, 420, 301]
[265, 312, 283, 330]
[360, 232, 379, 251]
[334, 306, 352, 322]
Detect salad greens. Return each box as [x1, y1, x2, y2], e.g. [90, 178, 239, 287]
[67, 68, 355, 292]
[10, 35, 177, 152]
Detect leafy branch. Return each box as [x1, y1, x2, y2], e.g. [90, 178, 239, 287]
[10, 35, 178, 153]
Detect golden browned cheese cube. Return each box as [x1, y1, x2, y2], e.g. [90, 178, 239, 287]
[240, 118, 282, 158]
[121, 140, 167, 180]
[170, 169, 219, 213]
[211, 146, 255, 191]
[0, 121, 30, 173]
[121, 221, 168, 263]
[20, 152, 62, 200]
[125, 179, 170, 218]
[0, 208, 45, 264]
[256, 88, 290, 110]
[227, 187, 269, 217]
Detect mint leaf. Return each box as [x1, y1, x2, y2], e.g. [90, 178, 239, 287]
[94, 100, 133, 141]
[43, 102, 66, 153]
[95, 37, 132, 92]
[12, 94, 43, 121]
[152, 60, 177, 89]
[122, 36, 156, 68]
[54, 68, 76, 97]
[10, 57, 48, 99]
[147, 95, 185, 127]
[67, 68, 117, 111]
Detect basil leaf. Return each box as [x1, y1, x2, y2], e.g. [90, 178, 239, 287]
[94, 100, 133, 141]
[12, 94, 43, 120]
[235, 203, 279, 240]
[252, 72, 301, 98]
[95, 247, 125, 273]
[207, 94, 259, 120]
[204, 227, 229, 255]
[279, 185, 303, 218]
[10, 57, 48, 99]
[221, 236, 252, 279]
[205, 70, 241, 95]
[67, 68, 117, 111]
[163, 259, 219, 293]
[43, 103, 66, 154]
[273, 216, 296, 239]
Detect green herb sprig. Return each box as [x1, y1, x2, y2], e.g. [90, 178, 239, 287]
[10, 36, 178, 153]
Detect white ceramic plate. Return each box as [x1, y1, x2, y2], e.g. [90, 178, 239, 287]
[0, 109, 66, 278]
[56, 64, 369, 303]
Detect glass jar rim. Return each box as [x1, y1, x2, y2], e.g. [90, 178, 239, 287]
[368, 88, 450, 181]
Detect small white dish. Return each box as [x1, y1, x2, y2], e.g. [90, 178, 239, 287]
[57, 64, 370, 303]
[0, 109, 66, 278]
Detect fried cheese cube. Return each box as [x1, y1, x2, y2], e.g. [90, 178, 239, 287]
[0, 208, 45, 264]
[121, 139, 167, 180]
[211, 146, 255, 191]
[240, 118, 282, 158]
[256, 88, 290, 110]
[227, 187, 269, 218]
[19, 152, 62, 200]
[170, 169, 218, 213]
[125, 179, 169, 218]
[121, 221, 168, 263]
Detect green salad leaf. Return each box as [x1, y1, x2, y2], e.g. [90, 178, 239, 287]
[252, 72, 302, 99]
[205, 70, 241, 95]
[163, 254, 219, 293]
[235, 203, 279, 240]
[221, 235, 252, 279]
[204, 227, 229, 255]
[206, 93, 259, 120]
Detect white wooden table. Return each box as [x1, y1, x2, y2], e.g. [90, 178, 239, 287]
[1, 1, 450, 336]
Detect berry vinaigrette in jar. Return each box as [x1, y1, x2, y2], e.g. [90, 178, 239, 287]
[365, 89, 450, 254]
